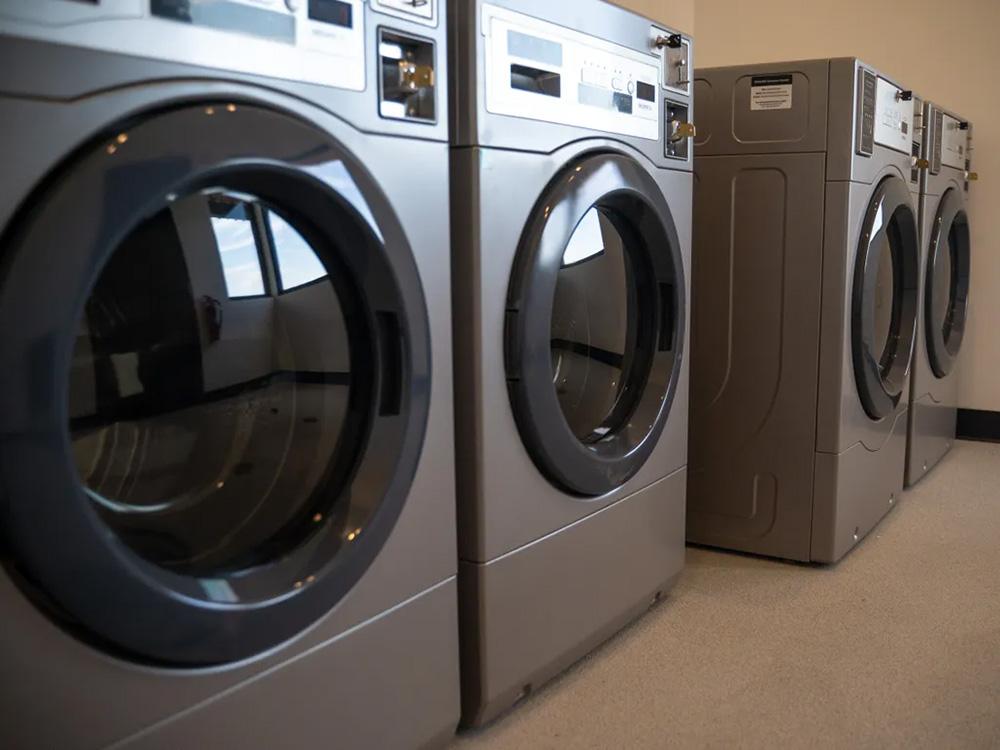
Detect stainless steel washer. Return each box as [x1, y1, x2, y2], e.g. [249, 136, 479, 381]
[449, 0, 693, 726]
[905, 102, 974, 486]
[0, 2, 458, 747]
[690, 59, 922, 562]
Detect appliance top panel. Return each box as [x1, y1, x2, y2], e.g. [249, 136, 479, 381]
[481, 2, 661, 141]
[0, 0, 434, 93]
[694, 57, 917, 178]
[691, 57, 830, 157]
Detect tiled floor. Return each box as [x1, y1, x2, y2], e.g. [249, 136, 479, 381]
[451, 441, 1000, 749]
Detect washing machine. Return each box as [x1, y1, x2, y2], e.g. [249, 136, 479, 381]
[905, 103, 974, 486]
[449, 0, 693, 726]
[690, 59, 922, 563]
[0, 2, 458, 748]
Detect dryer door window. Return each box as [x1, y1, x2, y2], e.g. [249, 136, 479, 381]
[851, 175, 919, 420]
[70, 190, 355, 580]
[551, 207, 638, 442]
[0, 103, 431, 666]
[506, 153, 685, 497]
[925, 188, 971, 378]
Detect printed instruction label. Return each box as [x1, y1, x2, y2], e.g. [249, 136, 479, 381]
[750, 74, 793, 111]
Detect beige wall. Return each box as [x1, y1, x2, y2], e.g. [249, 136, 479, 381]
[609, 0, 694, 34]
[693, 0, 1000, 410]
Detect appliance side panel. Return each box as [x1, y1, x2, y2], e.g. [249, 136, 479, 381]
[814, 180, 851, 452]
[687, 152, 826, 561]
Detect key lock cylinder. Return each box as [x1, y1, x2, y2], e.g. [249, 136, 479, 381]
[654, 33, 695, 159]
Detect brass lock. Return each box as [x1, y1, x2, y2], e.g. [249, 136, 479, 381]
[914, 158, 930, 170]
[670, 121, 697, 142]
[399, 61, 434, 90]
[966, 171, 979, 181]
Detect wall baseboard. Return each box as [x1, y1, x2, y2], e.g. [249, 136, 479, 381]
[956, 409, 1000, 443]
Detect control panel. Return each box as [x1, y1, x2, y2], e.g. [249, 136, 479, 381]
[855, 68, 913, 157]
[482, 3, 660, 141]
[910, 95, 925, 184]
[930, 106, 944, 173]
[856, 68, 876, 156]
[939, 112, 968, 171]
[0, 0, 367, 91]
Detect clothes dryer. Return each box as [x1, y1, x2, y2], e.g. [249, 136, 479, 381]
[450, 0, 693, 725]
[0, 2, 457, 747]
[905, 103, 974, 486]
[691, 59, 922, 562]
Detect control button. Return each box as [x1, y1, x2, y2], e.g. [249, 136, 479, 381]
[627, 80, 635, 95]
[611, 77, 624, 92]
[285, 0, 301, 10]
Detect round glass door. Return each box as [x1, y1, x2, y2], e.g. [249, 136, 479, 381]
[925, 188, 971, 378]
[70, 190, 359, 578]
[851, 176, 919, 420]
[551, 208, 639, 443]
[506, 153, 684, 497]
[0, 103, 430, 665]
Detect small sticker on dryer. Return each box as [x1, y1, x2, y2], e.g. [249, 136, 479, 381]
[750, 74, 793, 111]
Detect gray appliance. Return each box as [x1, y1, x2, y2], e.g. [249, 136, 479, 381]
[0, 2, 458, 748]
[905, 103, 974, 486]
[449, 0, 693, 726]
[690, 59, 922, 563]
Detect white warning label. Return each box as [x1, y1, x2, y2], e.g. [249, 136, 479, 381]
[750, 74, 793, 111]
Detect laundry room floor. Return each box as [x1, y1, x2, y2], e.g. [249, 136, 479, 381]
[450, 440, 1000, 749]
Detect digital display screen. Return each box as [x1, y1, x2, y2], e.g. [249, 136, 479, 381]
[636, 81, 655, 103]
[309, 0, 353, 28]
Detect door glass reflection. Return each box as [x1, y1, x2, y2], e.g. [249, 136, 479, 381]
[550, 207, 636, 442]
[68, 190, 363, 578]
[871, 235, 895, 369]
[867, 206, 903, 378]
[269, 210, 329, 291]
[210, 197, 266, 298]
[935, 222, 958, 341]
